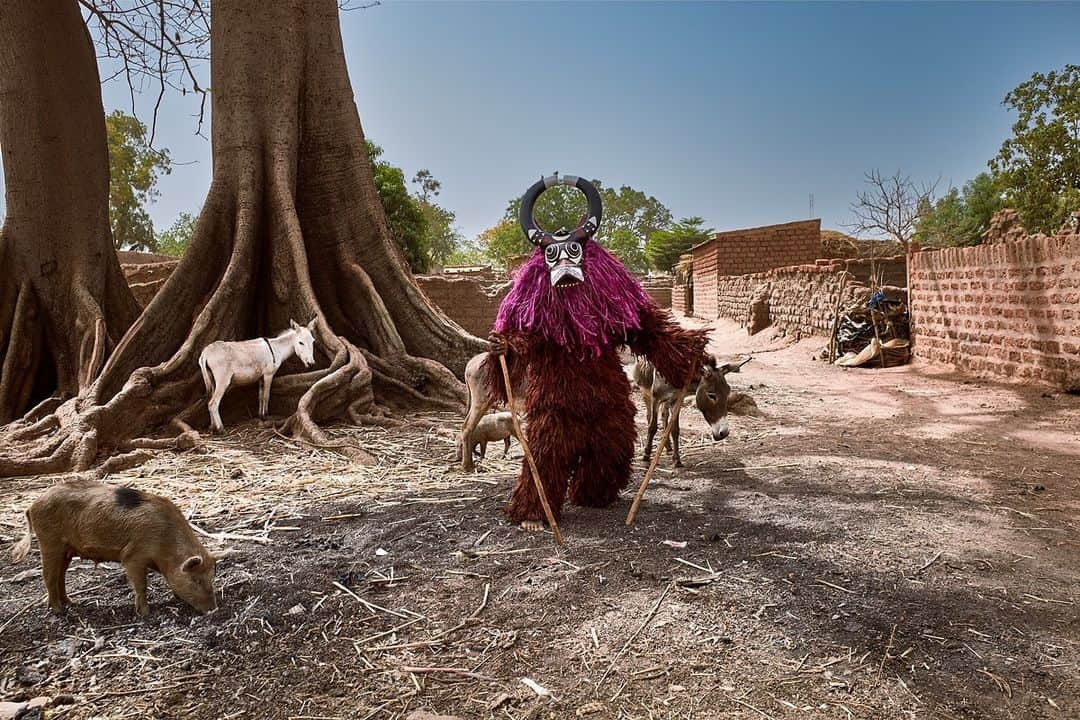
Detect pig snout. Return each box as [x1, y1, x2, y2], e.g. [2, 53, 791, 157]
[172, 554, 218, 613]
[175, 586, 218, 614]
[195, 594, 218, 613]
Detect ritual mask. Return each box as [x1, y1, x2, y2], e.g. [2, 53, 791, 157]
[519, 174, 603, 288]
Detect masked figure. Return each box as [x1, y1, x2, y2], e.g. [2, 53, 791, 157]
[487, 174, 707, 528]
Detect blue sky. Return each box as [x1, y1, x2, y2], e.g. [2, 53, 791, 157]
[3, 1, 1079, 242]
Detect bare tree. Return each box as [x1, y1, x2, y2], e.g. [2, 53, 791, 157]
[79, 0, 210, 141]
[848, 169, 938, 249]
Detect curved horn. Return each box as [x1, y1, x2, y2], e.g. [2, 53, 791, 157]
[518, 176, 550, 246]
[565, 175, 603, 237]
[518, 173, 604, 246]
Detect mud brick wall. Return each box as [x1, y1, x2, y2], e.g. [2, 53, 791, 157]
[641, 277, 672, 309]
[121, 259, 179, 307]
[415, 276, 510, 337]
[692, 242, 720, 318]
[909, 234, 1080, 388]
[707, 219, 823, 276]
[715, 256, 907, 339]
[671, 285, 689, 315]
[119, 256, 510, 337]
[691, 220, 822, 317]
[671, 255, 693, 316]
[648, 285, 672, 308]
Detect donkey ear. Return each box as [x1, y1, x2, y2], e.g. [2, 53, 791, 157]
[721, 357, 751, 374]
[181, 555, 203, 573]
[306, 317, 317, 332]
[290, 319, 300, 331]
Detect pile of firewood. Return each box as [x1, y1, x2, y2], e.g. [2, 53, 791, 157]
[829, 287, 910, 368]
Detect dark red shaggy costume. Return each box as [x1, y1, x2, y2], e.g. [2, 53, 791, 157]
[486, 241, 706, 524]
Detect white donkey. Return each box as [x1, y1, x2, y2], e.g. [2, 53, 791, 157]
[198, 319, 317, 432]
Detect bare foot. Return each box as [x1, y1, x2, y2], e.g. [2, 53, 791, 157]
[519, 519, 545, 532]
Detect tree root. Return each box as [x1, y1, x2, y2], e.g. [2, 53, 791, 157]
[0, 0, 477, 478]
[94, 449, 154, 477]
[8, 412, 59, 443]
[271, 425, 375, 465]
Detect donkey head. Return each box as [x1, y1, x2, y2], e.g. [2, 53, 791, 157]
[695, 356, 751, 440]
[289, 318, 317, 367]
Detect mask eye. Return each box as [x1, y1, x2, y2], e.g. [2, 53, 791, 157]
[707, 393, 717, 402]
[566, 241, 582, 260]
[544, 245, 560, 263]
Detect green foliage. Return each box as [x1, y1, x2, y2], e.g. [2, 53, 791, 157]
[477, 219, 531, 268]
[106, 110, 171, 251]
[498, 181, 672, 273]
[156, 212, 196, 257]
[368, 141, 429, 273]
[604, 228, 647, 274]
[990, 65, 1080, 233]
[914, 173, 1005, 247]
[645, 217, 713, 271]
[504, 185, 588, 236]
[444, 239, 490, 267]
[420, 201, 463, 267]
[411, 169, 464, 268]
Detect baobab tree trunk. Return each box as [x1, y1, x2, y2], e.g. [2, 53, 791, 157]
[0, 0, 140, 424]
[0, 0, 484, 476]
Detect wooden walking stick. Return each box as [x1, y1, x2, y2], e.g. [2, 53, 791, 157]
[499, 354, 564, 545]
[626, 368, 696, 527]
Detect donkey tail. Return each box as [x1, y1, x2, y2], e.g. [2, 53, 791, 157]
[10, 510, 33, 562]
[198, 351, 214, 396]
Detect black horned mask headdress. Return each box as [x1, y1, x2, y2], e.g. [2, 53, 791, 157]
[518, 173, 604, 288]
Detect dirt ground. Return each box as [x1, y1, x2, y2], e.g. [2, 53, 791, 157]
[1, 318, 1078, 720]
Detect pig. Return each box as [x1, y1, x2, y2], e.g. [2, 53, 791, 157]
[469, 411, 521, 460]
[10, 478, 217, 616]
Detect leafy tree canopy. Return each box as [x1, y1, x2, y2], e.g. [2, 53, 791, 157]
[444, 239, 490, 268]
[106, 110, 170, 251]
[990, 64, 1080, 233]
[645, 217, 713, 272]
[914, 173, 1006, 247]
[411, 170, 464, 268]
[156, 211, 196, 257]
[477, 218, 531, 269]
[368, 141, 429, 273]
[495, 180, 672, 273]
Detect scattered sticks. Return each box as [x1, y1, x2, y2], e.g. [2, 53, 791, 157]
[726, 694, 779, 720]
[915, 550, 943, 575]
[598, 581, 675, 688]
[814, 578, 856, 594]
[878, 624, 897, 678]
[399, 666, 496, 683]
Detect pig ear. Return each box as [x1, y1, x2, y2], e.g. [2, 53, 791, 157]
[181, 555, 204, 573]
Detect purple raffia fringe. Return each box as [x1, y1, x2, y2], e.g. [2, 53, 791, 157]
[494, 241, 653, 355]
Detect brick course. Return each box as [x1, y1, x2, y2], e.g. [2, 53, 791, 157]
[715, 256, 907, 339]
[690, 219, 822, 317]
[909, 233, 1080, 388]
[415, 275, 510, 337]
[121, 259, 180, 308]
